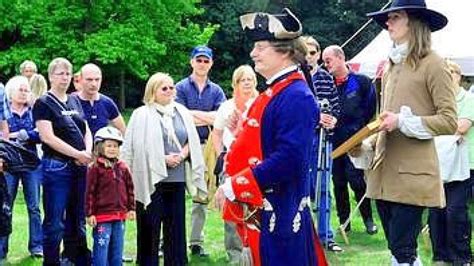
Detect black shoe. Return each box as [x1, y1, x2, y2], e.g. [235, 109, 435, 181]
[365, 220, 378, 235]
[190, 245, 209, 257]
[30, 251, 44, 258]
[325, 241, 343, 253]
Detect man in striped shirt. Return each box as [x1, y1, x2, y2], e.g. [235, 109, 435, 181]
[303, 36, 342, 252]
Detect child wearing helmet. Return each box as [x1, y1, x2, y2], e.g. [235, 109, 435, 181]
[85, 126, 135, 266]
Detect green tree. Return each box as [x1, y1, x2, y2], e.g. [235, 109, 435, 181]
[0, 0, 217, 108]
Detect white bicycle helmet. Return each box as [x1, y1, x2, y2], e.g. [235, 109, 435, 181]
[94, 126, 123, 145]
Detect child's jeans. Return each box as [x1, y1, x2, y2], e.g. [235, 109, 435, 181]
[92, 221, 124, 266]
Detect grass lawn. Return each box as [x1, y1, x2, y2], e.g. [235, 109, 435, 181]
[3, 189, 474, 265]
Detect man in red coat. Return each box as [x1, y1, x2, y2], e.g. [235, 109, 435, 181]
[217, 8, 327, 266]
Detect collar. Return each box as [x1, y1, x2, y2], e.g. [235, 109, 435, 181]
[389, 42, 409, 64]
[266, 65, 298, 86]
[189, 76, 210, 91]
[334, 74, 348, 87]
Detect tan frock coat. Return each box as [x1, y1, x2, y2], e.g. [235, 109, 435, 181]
[367, 51, 457, 208]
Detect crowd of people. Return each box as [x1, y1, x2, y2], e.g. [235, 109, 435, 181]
[0, 0, 473, 265]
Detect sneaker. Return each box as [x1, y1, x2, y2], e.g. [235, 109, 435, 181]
[122, 256, 133, 263]
[326, 241, 343, 252]
[190, 245, 209, 257]
[364, 220, 378, 235]
[31, 251, 44, 258]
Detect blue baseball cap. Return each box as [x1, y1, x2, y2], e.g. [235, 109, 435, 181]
[191, 45, 213, 59]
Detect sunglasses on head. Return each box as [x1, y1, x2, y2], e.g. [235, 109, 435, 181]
[196, 58, 210, 64]
[161, 86, 175, 92]
[308, 51, 318, 56]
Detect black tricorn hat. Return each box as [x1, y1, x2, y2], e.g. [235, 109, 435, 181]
[240, 8, 302, 41]
[367, 0, 447, 32]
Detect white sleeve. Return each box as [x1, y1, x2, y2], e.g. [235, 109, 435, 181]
[398, 106, 433, 139]
[222, 177, 236, 201]
[348, 139, 374, 170]
[213, 101, 232, 130]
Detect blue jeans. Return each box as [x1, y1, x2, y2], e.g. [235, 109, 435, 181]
[41, 158, 88, 265]
[309, 135, 334, 243]
[0, 165, 43, 258]
[92, 221, 124, 266]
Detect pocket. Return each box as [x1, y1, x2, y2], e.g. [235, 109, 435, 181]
[398, 159, 436, 176]
[43, 158, 69, 173]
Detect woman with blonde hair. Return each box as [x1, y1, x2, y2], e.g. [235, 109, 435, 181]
[121, 72, 206, 265]
[363, 0, 457, 264]
[212, 65, 258, 154]
[29, 73, 48, 105]
[211, 65, 258, 264]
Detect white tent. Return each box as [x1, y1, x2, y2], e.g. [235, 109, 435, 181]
[349, 0, 474, 78]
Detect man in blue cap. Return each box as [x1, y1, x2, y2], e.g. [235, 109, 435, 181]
[176, 45, 226, 257]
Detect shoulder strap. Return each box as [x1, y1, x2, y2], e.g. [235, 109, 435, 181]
[44, 93, 85, 139]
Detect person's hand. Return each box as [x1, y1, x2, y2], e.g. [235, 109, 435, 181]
[320, 114, 337, 129]
[227, 109, 242, 134]
[165, 154, 181, 168]
[379, 111, 399, 132]
[75, 150, 92, 166]
[127, 211, 136, 220]
[87, 216, 97, 227]
[214, 186, 226, 212]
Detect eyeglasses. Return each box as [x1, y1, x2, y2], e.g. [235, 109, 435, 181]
[53, 72, 72, 77]
[308, 51, 318, 56]
[161, 86, 175, 92]
[196, 59, 210, 64]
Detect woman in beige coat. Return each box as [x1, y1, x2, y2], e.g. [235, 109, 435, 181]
[365, 1, 457, 265]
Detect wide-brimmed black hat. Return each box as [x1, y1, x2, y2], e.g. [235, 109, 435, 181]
[240, 8, 302, 41]
[367, 0, 447, 32]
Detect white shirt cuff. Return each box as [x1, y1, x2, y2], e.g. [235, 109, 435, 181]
[222, 177, 236, 201]
[398, 106, 433, 139]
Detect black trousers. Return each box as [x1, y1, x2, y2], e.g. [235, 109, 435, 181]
[376, 200, 424, 264]
[429, 179, 472, 264]
[136, 182, 187, 266]
[332, 154, 373, 225]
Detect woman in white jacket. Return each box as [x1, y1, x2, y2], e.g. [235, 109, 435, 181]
[121, 72, 206, 266]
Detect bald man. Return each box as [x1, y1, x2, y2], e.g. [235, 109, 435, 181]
[322, 45, 377, 235]
[75, 63, 126, 136]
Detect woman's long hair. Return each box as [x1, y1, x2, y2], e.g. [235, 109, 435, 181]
[405, 12, 432, 69]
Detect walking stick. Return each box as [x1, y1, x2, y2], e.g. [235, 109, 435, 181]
[339, 193, 367, 244]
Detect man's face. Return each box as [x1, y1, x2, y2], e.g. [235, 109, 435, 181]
[190, 56, 213, 77]
[80, 68, 102, 96]
[305, 44, 320, 68]
[322, 50, 342, 75]
[22, 66, 36, 79]
[49, 66, 72, 91]
[250, 41, 287, 79]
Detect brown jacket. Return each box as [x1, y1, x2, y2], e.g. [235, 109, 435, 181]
[367, 51, 457, 208]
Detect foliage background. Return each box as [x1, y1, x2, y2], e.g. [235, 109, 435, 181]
[1, 0, 386, 107]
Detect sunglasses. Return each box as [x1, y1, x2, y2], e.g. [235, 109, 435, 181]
[161, 86, 175, 92]
[308, 51, 318, 56]
[196, 58, 210, 64]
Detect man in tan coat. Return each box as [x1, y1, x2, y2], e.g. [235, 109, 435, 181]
[363, 1, 457, 265]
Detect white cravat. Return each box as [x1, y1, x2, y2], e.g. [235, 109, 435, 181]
[388, 42, 409, 64]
